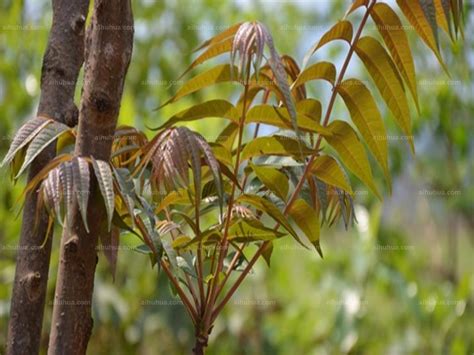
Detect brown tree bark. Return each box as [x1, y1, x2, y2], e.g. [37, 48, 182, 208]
[47, 1, 134, 354]
[7, 1, 89, 354]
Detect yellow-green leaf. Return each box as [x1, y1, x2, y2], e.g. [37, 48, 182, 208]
[158, 64, 238, 108]
[250, 163, 289, 201]
[324, 120, 381, 199]
[154, 100, 239, 130]
[171, 235, 193, 250]
[346, 0, 369, 16]
[396, 0, 448, 72]
[303, 21, 353, 68]
[296, 99, 322, 122]
[228, 220, 285, 242]
[355, 36, 414, 152]
[337, 79, 390, 187]
[193, 22, 242, 52]
[310, 155, 353, 195]
[292, 62, 336, 90]
[240, 136, 314, 162]
[237, 194, 305, 246]
[245, 105, 330, 135]
[434, 0, 453, 39]
[287, 199, 321, 255]
[371, 3, 419, 110]
[181, 37, 233, 78]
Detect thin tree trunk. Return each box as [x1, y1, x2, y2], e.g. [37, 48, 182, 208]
[47, 1, 133, 354]
[7, 1, 89, 354]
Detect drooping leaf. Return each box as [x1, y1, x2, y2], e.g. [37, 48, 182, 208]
[72, 157, 90, 233]
[287, 199, 321, 256]
[153, 100, 239, 130]
[240, 136, 314, 162]
[337, 79, 390, 187]
[245, 104, 329, 134]
[310, 155, 353, 195]
[324, 120, 381, 199]
[396, 0, 448, 72]
[355, 36, 414, 152]
[17, 121, 70, 177]
[158, 64, 238, 108]
[371, 3, 419, 109]
[1, 116, 51, 167]
[92, 159, 115, 232]
[250, 163, 289, 201]
[59, 161, 74, 226]
[434, 0, 453, 39]
[303, 21, 353, 68]
[292, 62, 337, 89]
[262, 241, 273, 266]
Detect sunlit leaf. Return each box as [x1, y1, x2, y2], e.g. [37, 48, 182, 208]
[240, 136, 314, 162]
[228, 219, 285, 242]
[250, 163, 289, 201]
[310, 155, 353, 195]
[337, 79, 390, 186]
[324, 120, 381, 199]
[355, 36, 414, 152]
[292, 62, 336, 89]
[303, 21, 353, 68]
[287, 199, 321, 256]
[371, 3, 419, 109]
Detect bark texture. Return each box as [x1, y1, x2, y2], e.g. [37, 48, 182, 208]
[47, 1, 134, 354]
[7, 1, 89, 354]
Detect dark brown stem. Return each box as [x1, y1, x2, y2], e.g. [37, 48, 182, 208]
[7, 1, 90, 354]
[47, 1, 133, 354]
[211, 1, 376, 322]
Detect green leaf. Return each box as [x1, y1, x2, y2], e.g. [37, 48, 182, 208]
[241, 136, 315, 162]
[171, 235, 193, 250]
[355, 36, 414, 152]
[158, 64, 238, 108]
[347, 0, 369, 16]
[303, 21, 353, 68]
[262, 241, 273, 267]
[92, 159, 115, 232]
[228, 220, 285, 242]
[296, 99, 322, 122]
[153, 100, 239, 130]
[371, 3, 419, 109]
[292, 61, 337, 89]
[237, 194, 306, 246]
[337, 79, 390, 187]
[72, 157, 90, 233]
[17, 121, 70, 177]
[246, 104, 329, 135]
[250, 163, 289, 201]
[324, 120, 381, 199]
[1, 116, 51, 167]
[287, 199, 321, 256]
[310, 155, 353, 195]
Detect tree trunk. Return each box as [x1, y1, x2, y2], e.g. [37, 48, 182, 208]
[47, 1, 134, 354]
[7, 1, 89, 354]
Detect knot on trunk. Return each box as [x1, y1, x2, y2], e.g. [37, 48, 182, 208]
[21, 271, 42, 301]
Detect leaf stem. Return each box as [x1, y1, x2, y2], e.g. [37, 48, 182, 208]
[211, 1, 376, 321]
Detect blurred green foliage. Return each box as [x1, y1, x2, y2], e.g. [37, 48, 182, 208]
[0, 0, 472, 354]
